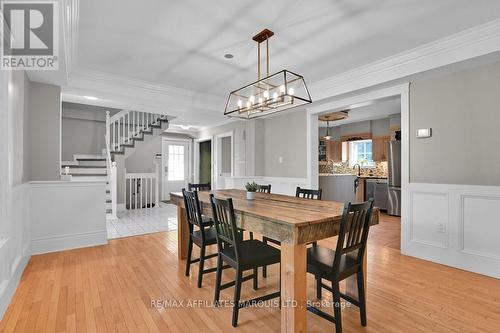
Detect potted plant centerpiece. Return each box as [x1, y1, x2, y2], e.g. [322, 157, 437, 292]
[245, 181, 258, 200]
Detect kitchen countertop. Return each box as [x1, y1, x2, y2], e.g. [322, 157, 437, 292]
[319, 173, 387, 179]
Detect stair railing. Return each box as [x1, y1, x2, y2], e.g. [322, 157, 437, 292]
[106, 110, 164, 153]
[124, 163, 160, 210]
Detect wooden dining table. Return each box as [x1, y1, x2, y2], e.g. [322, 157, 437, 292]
[169, 189, 379, 332]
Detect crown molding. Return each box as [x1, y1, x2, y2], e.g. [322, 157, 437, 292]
[310, 18, 500, 102]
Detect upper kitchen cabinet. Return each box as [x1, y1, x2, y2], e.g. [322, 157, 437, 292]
[326, 140, 343, 162]
[372, 135, 391, 161]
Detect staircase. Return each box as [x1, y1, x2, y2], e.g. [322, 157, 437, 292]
[105, 110, 169, 218]
[61, 154, 114, 215]
[61, 110, 169, 220]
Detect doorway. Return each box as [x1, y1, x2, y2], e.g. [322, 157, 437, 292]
[215, 131, 233, 189]
[162, 139, 191, 200]
[307, 84, 409, 251]
[199, 140, 212, 185]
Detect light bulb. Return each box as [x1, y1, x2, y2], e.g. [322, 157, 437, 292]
[249, 95, 255, 104]
[279, 85, 285, 94]
[246, 101, 251, 109]
[273, 92, 278, 100]
[237, 100, 243, 108]
[288, 87, 295, 96]
[263, 90, 269, 99]
[258, 97, 263, 104]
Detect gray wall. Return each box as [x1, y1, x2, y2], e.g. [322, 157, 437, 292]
[62, 117, 106, 160]
[125, 136, 162, 173]
[61, 103, 120, 160]
[410, 60, 500, 186]
[26, 82, 61, 181]
[264, 110, 308, 178]
[221, 136, 231, 173]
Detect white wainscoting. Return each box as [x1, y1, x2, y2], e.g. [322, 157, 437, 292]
[224, 176, 310, 196]
[30, 181, 108, 255]
[0, 184, 31, 319]
[403, 183, 500, 279]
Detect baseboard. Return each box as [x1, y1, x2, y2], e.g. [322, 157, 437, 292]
[117, 203, 126, 211]
[0, 254, 30, 320]
[30, 230, 108, 255]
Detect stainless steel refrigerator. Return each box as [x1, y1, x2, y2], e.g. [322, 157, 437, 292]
[387, 141, 401, 216]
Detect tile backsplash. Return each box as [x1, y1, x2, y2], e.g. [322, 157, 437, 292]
[320, 161, 388, 177]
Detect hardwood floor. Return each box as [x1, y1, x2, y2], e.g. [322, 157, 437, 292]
[2, 213, 500, 332]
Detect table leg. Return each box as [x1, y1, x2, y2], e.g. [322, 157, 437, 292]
[346, 244, 367, 300]
[177, 205, 189, 260]
[281, 243, 307, 333]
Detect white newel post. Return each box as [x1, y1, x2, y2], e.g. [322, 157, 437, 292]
[105, 111, 111, 149]
[110, 161, 117, 219]
[155, 160, 160, 207]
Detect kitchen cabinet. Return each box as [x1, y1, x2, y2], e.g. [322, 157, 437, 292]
[319, 175, 357, 203]
[326, 140, 343, 162]
[372, 135, 391, 161]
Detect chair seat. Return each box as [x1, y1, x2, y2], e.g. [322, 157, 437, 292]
[222, 239, 280, 270]
[307, 245, 360, 280]
[192, 227, 218, 245]
[201, 215, 213, 226]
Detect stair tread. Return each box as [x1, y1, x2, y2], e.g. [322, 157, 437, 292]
[76, 158, 106, 161]
[70, 174, 109, 177]
[61, 165, 106, 168]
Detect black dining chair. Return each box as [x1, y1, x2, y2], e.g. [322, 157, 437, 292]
[210, 194, 281, 327]
[307, 199, 374, 333]
[182, 189, 221, 288]
[188, 182, 211, 191]
[262, 186, 322, 277]
[296, 186, 322, 200]
[256, 184, 272, 193]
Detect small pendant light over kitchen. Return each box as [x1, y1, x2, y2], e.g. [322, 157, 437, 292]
[224, 29, 312, 119]
[323, 121, 333, 141]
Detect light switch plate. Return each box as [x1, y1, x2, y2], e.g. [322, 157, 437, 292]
[417, 128, 432, 138]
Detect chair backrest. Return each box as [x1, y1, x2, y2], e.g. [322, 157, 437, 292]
[256, 184, 271, 193]
[182, 189, 205, 236]
[209, 194, 241, 259]
[296, 187, 322, 200]
[188, 182, 211, 191]
[333, 199, 374, 274]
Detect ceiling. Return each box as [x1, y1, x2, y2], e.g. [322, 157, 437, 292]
[72, 0, 500, 127]
[318, 96, 400, 127]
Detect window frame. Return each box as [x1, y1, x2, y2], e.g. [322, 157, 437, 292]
[349, 139, 375, 168]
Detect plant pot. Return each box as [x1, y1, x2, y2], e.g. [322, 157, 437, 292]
[246, 191, 255, 200]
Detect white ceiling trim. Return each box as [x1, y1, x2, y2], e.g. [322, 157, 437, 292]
[63, 68, 226, 119]
[310, 18, 500, 102]
[25, 0, 79, 86]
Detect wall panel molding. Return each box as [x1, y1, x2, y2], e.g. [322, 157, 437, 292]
[404, 183, 500, 279]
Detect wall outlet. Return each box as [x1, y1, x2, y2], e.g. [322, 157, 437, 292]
[437, 223, 446, 233]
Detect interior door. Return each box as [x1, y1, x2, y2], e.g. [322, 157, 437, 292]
[162, 140, 189, 200]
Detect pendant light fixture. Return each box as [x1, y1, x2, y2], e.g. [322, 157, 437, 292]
[224, 29, 312, 119]
[323, 121, 333, 141]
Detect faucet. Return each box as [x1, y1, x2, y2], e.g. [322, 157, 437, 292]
[353, 163, 361, 176]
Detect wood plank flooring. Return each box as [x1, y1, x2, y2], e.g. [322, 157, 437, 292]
[1, 214, 500, 332]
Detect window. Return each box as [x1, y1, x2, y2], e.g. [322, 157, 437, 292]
[349, 140, 374, 167]
[168, 145, 185, 181]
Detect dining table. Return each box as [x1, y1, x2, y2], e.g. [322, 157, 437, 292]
[169, 189, 379, 332]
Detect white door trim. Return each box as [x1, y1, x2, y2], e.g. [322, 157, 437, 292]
[193, 136, 214, 185]
[214, 131, 234, 190]
[161, 137, 193, 200]
[306, 83, 410, 250]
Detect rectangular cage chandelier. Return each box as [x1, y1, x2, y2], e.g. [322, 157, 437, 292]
[224, 29, 312, 120]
